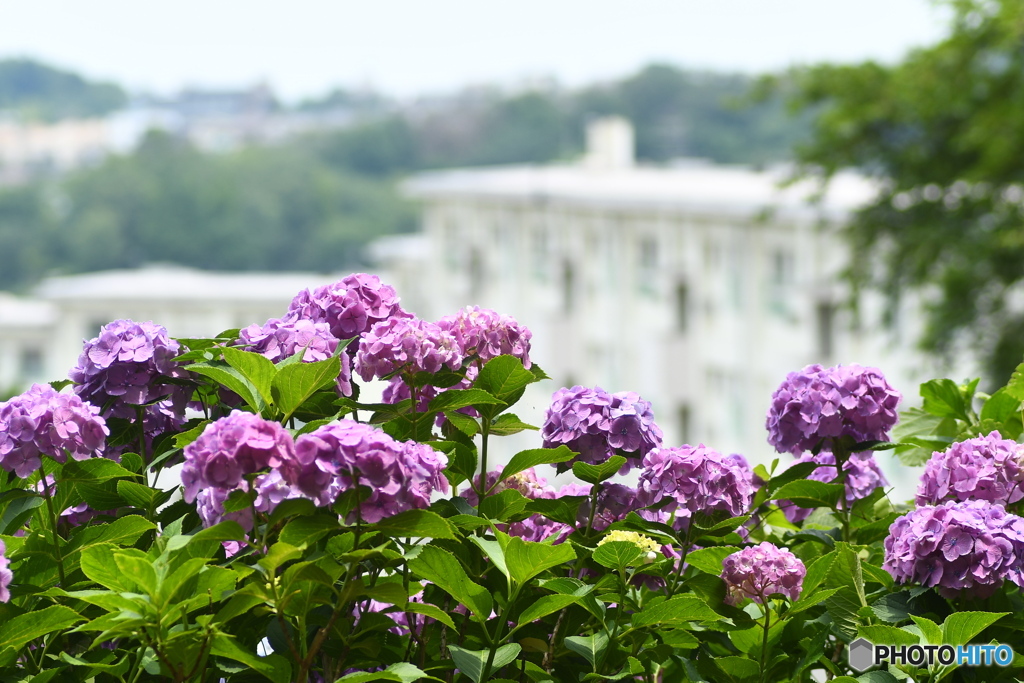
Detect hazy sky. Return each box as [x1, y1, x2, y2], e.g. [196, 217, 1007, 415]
[1, 0, 950, 102]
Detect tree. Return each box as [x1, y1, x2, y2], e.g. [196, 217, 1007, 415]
[782, 0, 1024, 384]
[0, 58, 126, 120]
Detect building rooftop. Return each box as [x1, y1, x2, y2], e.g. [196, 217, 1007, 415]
[0, 293, 56, 328]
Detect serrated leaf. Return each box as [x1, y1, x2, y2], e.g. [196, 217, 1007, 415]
[511, 594, 581, 634]
[444, 410, 480, 437]
[592, 541, 645, 571]
[564, 632, 608, 670]
[222, 347, 277, 406]
[773, 479, 845, 508]
[505, 536, 576, 585]
[859, 624, 919, 646]
[278, 514, 340, 547]
[449, 643, 521, 683]
[685, 546, 741, 576]
[0, 605, 84, 652]
[186, 361, 265, 413]
[572, 456, 626, 484]
[371, 509, 457, 540]
[273, 355, 341, 421]
[500, 445, 576, 482]
[476, 355, 536, 399]
[489, 413, 539, 436]
[404, 601, 457, 630]
[427, 388, 505, 412]
[941, 611, 1008, 645]
[630, 595, 718, 627]
[408, 546, 492, 621]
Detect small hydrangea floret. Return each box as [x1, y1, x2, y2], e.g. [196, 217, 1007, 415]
[721, 542, 806, 605]
[779, 452, 889, 524]
[0, 384, 109, 477]
[917, 431, 1024, 507]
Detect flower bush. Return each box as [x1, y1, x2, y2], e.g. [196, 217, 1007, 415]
[0, 272, 1021, 683]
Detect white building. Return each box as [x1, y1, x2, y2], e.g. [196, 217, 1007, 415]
[395, 118, 967, 488]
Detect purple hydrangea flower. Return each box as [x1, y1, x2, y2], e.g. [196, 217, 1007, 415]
[0, 384, 109, 477]
[181, 411, 296, 503]
[437, 306, 532, 376]
[542, 386, 663, 473]
[883, 500, 1024, 598]
[463, 467, 554, 506]
[0, 540, 10, 602]
[766, 363, 901, 456]
[636, 444, 755, 530]
[721, 542, 806, 605]
[285, 421, 449, 523]
[778, 452, 889, 524]
[354, 317, 462, 383]
[196, 470, 306, 530]
[574, 483, 643, 532]
[236, 317, 353, 397]
[917, 431, 1024, 507]
[287, 273, 412, 340]
[508, 515, 573, 544]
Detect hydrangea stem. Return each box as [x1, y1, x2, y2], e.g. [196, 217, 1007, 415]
[37, 461, 66, 586]
[759, 596, 771, 683]
[832, 440, 852, 543]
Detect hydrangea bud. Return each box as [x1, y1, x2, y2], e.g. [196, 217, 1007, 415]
[883, 500, 1024, 598]
[721, 542, 806, 605]
[0, 384, 109, 477]
[287, 273, 412, 340]
[354, 317, 462, 382]
[917, 431, 1024, 507]
[542, 386, 663, 473]
[778, 452, 889, 524]
[766, 363, 901, 456]
[181, 411, 296, 503]
[637, 444, 754, 530]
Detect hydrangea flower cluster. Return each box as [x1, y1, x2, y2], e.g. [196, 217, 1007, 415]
[287, 273, 411, 340]
[0, 540, 10, 603]
[575, 483, 641, 532]
[637, 444, 755, 530]
[70, 319, 191, 421]
[721, 542, 806, 605]
[916, 431, 1024, 507]
[0, 384, 109, 477]
[766, 363, 901, 455]
[196, 470, 305, 530]
[778, 452, 889, 524]
[235, 317, 353, 396]
[354, 317, 462, 382]
[542, 386, 663, 472]
[463, 467, 554, 506]
[284, 421, 449, 523]
[437, 306, 532, 375]
[884, 500, 1024, 598]
[181, 411, 296, 504]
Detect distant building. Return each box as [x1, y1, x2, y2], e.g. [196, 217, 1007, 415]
[393, 118, 969, 488]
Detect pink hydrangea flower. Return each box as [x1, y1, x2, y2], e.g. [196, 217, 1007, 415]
[721, 542, 806, 605]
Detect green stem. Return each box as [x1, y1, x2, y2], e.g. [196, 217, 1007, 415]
[482, 584, 519, 680]
[832, 442, 852, 543]
[584, 484, 602, 537]
[476, 419, 492, 505]
[759, 597, 771, 683]
[666, 524, 694, 597]
[37, 461, 66, 586]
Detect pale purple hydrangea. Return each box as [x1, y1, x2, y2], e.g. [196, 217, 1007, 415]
[508, 515, 573, 544]
[0, 384, 109, 477]
[437, 306, 532, 376]
[355, 317, 462, 382]
[766, 363, 901, 456]
[778, 452, 889, 524]
[285, 421, 449, 523]
[287, 273, 412, 340]
[0, 540, 10, 602]
[636, 444, 755, 530]
[181, 411, 296, 503]
[70, 320, 191, 424]
[235, 317, 352, 396]
[917, 431, 1024, 507]
[196, 470, 306, 530]
[542, 386, 663, 473]
[721, 542, 806, 605]
[574, 483, 643, 532]
[883, 500, 1024, 598]
[463, 467, 554, 506]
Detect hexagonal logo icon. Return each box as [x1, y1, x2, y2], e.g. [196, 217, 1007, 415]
[848, 637, 876, 672]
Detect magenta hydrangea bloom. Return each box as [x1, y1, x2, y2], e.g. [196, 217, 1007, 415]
[778, 452, 889, 524]
[636, 444, 755, 530]
[542, 386, 663, 473]
[721, 542, 806, 605]
[883, 500, 1024, 598]
[354, 317, 462, 382]
[508, 515, 573, 543]
[285, 421, 449, 523]
[0, 384, 109, 477]
[235, 317, 353, 397]
[196, 470, 306, 530]
[180, 411, 296, 503]
[287, 273, 412, 340]
[437, 306, 532, 374]
[766, 363, 901, 456]
[0, 540, 10, 602]
[917, 431, 1024, 507]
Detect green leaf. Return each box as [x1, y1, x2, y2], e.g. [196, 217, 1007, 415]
[591, 541, 644, 571]
[173, 420, 211, 449]
[222, 346, 277, 407]
[709, 657, 761, 683]
[186, 360, 265, 413]
[371, 509, 457, 540]
[449, 644, 521, 683]
[824, 543, 868, 639]
[510, 594, 582, 635]
[564, 632, 609, 670]
[572, 456, 627, 484]
[209, 633, 291, 683]
[278, 514, 339, 547]
[408, 545, 492, 621]
[443, 410, 480, 437]
[475, 355, 536, 398]
[488, 413, 539, 436]
[941, 611, 1008, 645]
[772, 479, 845, 508]
[479, 488, 530, 521]
[981, 387, 1022, 423]
[630, 596, 718, 628]
[500, 445, 576, 482]
[505, 536, 576, 585]
[685, 546, 741, 576]
[920, 379, 970, 421]
[858, 624, 919, 646]
[116, 480, 172, 510]
[60, 457, 138, 483]
[0, 605, 84, 652]
[427, 388, 505, 412]
[273, 355, 342, 421]
[908, 615, 942, 644]
[404, 601, 457, 630]
[80, 543, 131, 592]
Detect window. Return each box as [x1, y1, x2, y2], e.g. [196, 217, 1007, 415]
[677, 404, 692, 444]
[562, 259, 576, 314]
[531, 228, 549, 282]
[468, 249, 485, 297]
[675, 282, 689, 333]
[816, 301, 836, 359]
[637, 236, 658, 297]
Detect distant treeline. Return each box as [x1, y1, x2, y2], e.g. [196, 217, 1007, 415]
[0, 61, 808, 292]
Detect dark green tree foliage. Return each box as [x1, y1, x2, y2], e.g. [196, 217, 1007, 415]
[783, 0, 1024, 384]
[0, 59, 126, 120]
